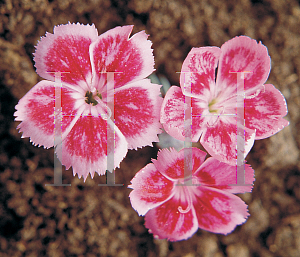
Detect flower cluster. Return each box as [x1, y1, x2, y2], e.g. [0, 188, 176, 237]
[130, 36, 288, 240]
[15, 23, 289, 241]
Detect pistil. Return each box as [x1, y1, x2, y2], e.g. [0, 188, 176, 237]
[177, 185, 193, 214]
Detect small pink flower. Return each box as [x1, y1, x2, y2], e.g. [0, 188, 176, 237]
[14, 23, 162, 180]
[161, 36, 289, 165]
[128, 147, 254, 241]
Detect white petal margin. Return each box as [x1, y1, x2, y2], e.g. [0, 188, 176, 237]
[14, 81, 56, 148]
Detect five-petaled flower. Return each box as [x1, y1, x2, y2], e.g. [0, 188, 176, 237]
[161, 36, 289, 165]
[128, 147, 254, 241]
[14, 23, 162, 181]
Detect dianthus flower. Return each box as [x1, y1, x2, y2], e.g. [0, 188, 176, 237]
[129, 147, 254, 241]
[14, 23, 162, 180]
[161, 36, 289, 165]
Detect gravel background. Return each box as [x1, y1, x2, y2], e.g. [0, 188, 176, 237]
[1, 0, 300, 256]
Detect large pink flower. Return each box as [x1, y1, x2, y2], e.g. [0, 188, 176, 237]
[14, 23, 162, 180]
[161, 36, 289, 165]
[129, 147, 254, 241]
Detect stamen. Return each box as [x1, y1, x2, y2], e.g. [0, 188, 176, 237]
[208, 98, 218, 113]
[85, 91, 98, 106]
[97, 92, 103, 100]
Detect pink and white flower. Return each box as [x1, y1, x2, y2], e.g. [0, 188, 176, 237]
[129, 147, 254, 241]
[14, 23, 162, 181]
[161, 36, 289, 165]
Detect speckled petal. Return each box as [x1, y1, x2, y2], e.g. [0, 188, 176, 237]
[34, 22, 98, 88]
[200, 118, 256, 165]
[129, 163, 174, 216]
[152, 147, 207, 180]
[193, 186, 249, 234]
[180, 47, 221, 100]
[14, 80, 78, 148]
[194, 157, 255, 194]
[90, 25, 154, 92]
[160, 86, 206, 142]
[114, 79, 162, 149]
[144, 196, 199, 241]
[245, 84, 289, 139]
[55, 116, 128, 181]
[216, 36, 271, 97]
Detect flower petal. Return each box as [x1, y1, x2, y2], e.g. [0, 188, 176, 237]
[55, 116, 128, 181]
[90, 25, 154, 91]
[34, 22, 98, 87]
[160, 86, 205, 142]
[128, 163, 174, 216]
[216, 36, 271, 97]
[245, 84, 289, 139]
[152, 147, 207, 180]
[114, 79, 162, 149]
[194, 157, 255, 194]
[200, 118, 256, 165]
[193, 187, 249, 234]
[14, 80, 78, 148]
[144, 197, 198, 241]
[180, 47, 221, 100]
